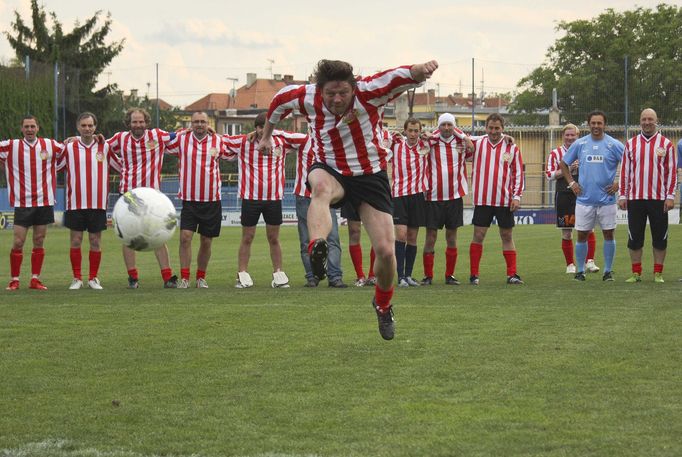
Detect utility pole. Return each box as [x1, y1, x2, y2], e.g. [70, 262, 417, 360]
[227, 77, 238, 107]
[267, 59, 275, 78]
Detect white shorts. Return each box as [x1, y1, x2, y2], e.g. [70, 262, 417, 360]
[575, 203, 617, 231]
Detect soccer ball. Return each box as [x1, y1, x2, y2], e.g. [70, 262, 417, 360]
[112, 187, 178, 251]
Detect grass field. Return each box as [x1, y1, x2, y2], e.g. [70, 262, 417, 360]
[1, 224, 681, 457]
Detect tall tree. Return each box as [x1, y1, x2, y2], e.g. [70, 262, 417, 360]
[510, 4, 682, 125]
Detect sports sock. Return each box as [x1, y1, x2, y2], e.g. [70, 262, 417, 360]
[587, 231, 596, 260]
[89, 250, 102, 280]
[503, 250, 517, 276]
[423, 251, 434, 278]
[654, 263, 663, 274]
[374, 285, 394, 312]
[603, 239, 616, 272]
[469, 242, 483, 276]
[127, 268, 139, 280]
[395, 240, 406, 279]
[368, 247, 376, 277]
[31, 248, 45, 277]
[10, 249, 22, 279]
[161, 268, 173, 282]
[561, 239, 574, 265]
[405, 244, 417, 277]
[632, 262, 642, 275]
[196, 269, 206, 280]
[181, 268, 190, 280]
[575, 241, 588, 273]
[445, 247, 458, 277]
[70, 248, 82, 280]
[349, 244, 364, 278]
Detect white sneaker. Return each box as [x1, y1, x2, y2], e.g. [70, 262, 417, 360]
[405, 276, 421, 287]
[271, 270, 290, 288]
[177, 278, 190, 289]
[398, 277, 409, 287]
[69, 278, 83, 290]
[87, 278, 103, 290]
[196, 278, 209, 288]
[585, 259, 600, 273]
[235, 271, 254, 288]
[566, 263, 576, 274]
[354, 277, 367, 287]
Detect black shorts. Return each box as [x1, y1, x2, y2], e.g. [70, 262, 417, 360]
[555, 191, 576, 228]
[472, 205, 515, 229]
[14, 206, 55, 228]
[424, 199, 463, 230]
[241, 199, 282, 227]
[627, 199, 668, 250]
[307, 162, 393, 216]
[340, 201, 360, 221]
[181, 200, 222, 237]
[63, 209, 107, 232]
[393, 193, 426, 227]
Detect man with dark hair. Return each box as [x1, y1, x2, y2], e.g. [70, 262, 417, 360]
[468, 113, 525, 285]
[259, 58, 439, 340]
[560, 110, 624, 282]
[223, 112, 307, 288]
[58, 112, 121, 289]
[619, 108, 676, 283]
[0, 116, 64, 290]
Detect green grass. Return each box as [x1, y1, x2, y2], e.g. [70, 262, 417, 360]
[1, 224, 681, 457]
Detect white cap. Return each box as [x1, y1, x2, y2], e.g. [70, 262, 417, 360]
[438, 113, 456, 127]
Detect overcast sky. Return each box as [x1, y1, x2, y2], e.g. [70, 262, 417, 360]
[0, 0, 669, 107]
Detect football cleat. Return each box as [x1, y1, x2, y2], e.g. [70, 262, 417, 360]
[566, 263, 576, 274]
[271, 271, 290, 288]
[602, 271, 614, 282]
[164, 275, 178, 289]
[506, 274, 524, 285]
[309, 238, 328, 280]
[88, 278, 103, 290]
[69, 278, 83, 290]
[585, 259, 600, 273]
[6, 279, 20, 291]
[574, 272, 586, 281]
[372, 299, 395, 341]
[354, 277, 367, 287]
[469, 275, 480, 286]
[625, 273, 641, 283]
[654, 272, 665, 283]
[177, 278, 190, 289]
[398, 277, 409, 287]
[405, 276, 420, 287]
[196, 278, 209, 289]
[235, 271, 254, 289]
[366, 276, 377, 286]
[127, 276, 139, 289]
[29, 278, 48, 290]
[421, 276, 433, 285]
[445, 275, 461, 285]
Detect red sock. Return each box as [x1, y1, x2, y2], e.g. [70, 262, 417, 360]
[181, 268, 190, 280]
[196, 269, 206, 280]
[374, 285, 394, 312]
[127, 268, 139, 280]
[503, 250, 517, 276]
[89, 250, 101, 280]
[423, 252, 434, 278]
[445, 247, 458, 277]
[632, 262, 642, 275]
[561, 239, 574, 265]
[469, 243, 483, 276]
[31, 248, 45, 277]
[654, 263, 663, 274]
[161, 268, 173, 282]
[349, 244, 365, 278]
[70, 248, 82, 280]
[368, 247, 376, 277]
[587, 231, 596, 260]
[10, 249, 22, 278]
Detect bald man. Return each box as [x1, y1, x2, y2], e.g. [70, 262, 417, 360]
[618, 108, 676, 283]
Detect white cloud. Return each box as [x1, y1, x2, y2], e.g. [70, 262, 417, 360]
[148, 19, 280, 49]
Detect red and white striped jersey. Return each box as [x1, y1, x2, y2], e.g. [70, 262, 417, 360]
[545, 145, 567, 180]
[470, 136, 524, 207]
[57, 139, 121, 210]
[390, 137, 429, 198]
[619, 132, 677, 201]
[424, 136, 469, 201]
[293, 135, 313, 198]
[224, 131, 307, 201]
[0, 138, 63, 207]
[107, 129, 170, 193]
[266, 66, 421, 177]
[166, 132, 230, 202]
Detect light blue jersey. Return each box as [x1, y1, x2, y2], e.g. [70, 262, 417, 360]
[562, 133, 624, 206]
[677, 139, 682, 168]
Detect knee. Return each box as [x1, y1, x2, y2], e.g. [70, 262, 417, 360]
[242, 232, 255, 245]
[310, 179, 334, 201]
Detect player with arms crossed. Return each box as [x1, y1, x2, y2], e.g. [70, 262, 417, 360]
[259, 59, 438, 340]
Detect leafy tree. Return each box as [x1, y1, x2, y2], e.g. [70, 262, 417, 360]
[510, 4, 682, 125]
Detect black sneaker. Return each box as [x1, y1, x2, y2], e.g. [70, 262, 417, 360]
[421, 276, 433, 285]
[309, 239, 328, 280]
[506, 274, 524, 285]
[372, 299, 395, 340]
[445, 275, 461, 285]
[602, 271, 614, 282]
[328, 278, 348, 288]
[469, 275, 480, 285]
[574, 272, 586, 281]
[304, 277, 319, 287]
[127, 276, 139, 289]
[164, 275, 178, 288]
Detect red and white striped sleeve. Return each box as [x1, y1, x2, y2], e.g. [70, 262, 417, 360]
[267, 84, 308, 125]
[357, 66, 420, 107]
[619, 141, 632, 198]
[222, 135, 245, 160]
[511, 144, 524, 200]
[546, 147, 562, 180]
[663, 139, 677, 199]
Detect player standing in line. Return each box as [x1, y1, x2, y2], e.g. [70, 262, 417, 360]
[559, 110, 624, 282]
[58, 112, 121, 290]
[259, 59, 438, 340]
[468, 113, 525, 285]
[546, 124, 600, 274]
[618, 108, 676, 283]
[165, 111, 231, 289]
[342, 204, 376, 286]
[0, 116, 64, 290]
[107, 108, 178, 289]
[421, 113, 470, 286]
[223, 113, 306, 289]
